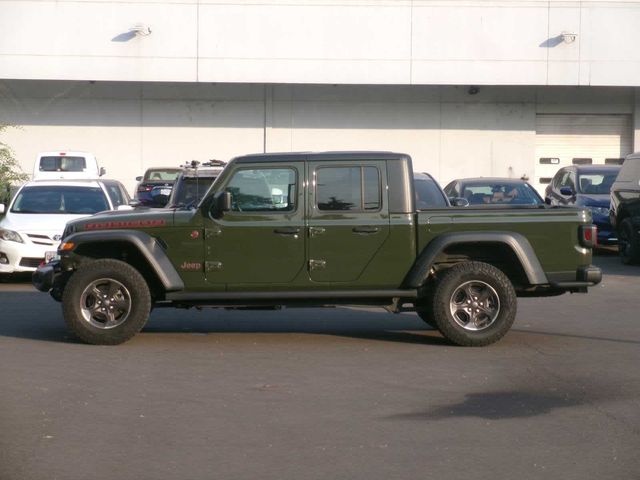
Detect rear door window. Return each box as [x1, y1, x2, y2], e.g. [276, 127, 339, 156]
[316, 166, 381, 211]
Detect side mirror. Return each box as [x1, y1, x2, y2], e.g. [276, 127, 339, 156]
[135, 176, 143, 182]
[0, 204, 5, 215]
[450, 197, 469, 207]
[99, 167, 106, 177]
[128, 200, 142, 208]
[560, 186, 574, 196]
[212, 191, 232, 217]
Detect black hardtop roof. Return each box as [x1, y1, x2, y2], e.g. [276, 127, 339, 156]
[232, 151, 411, 164]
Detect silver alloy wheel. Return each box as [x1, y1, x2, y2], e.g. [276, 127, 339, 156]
[449, 280, 500, 331]
[79, 278, 132, 330]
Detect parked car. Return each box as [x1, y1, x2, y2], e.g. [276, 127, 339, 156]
[545, 165, 621, 245]
[444, 178, 544, 206]
[33, 151, 105, 180]
[165, 160, 227, 209]
[0, 179, 130, 277]
[610, 153, 640, 263]
[134, 168, 181, 206]
[34, 151, 600, 346]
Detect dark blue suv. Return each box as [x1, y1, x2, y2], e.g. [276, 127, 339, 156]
[544, 165, 621, 245]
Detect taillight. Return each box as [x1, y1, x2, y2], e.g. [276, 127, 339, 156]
[138, 185, 153, 192]
[579, 225, 597, 248]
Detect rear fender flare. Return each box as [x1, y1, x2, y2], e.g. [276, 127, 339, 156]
[403, 231, 548, 288]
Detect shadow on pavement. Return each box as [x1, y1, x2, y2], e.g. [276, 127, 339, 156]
[385, 389, 588, 420]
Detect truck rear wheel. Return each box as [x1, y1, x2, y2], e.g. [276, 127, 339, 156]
[618, 218, 640, 265]
[62, 259, 151, 345]
[431, 261, 516, 346]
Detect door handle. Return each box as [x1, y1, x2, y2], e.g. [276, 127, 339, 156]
[352, 226, 379, 234]
[274, 227, 300, 236]
[309, 227, 326, 236]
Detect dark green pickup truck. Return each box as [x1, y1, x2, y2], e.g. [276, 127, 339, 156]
[33, 152, 601, 346]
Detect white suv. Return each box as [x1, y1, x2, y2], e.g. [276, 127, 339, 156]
[0, 179, 130, 276]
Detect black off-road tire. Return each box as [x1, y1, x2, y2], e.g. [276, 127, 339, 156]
[431, 261, 517, 347]
[415, 294, 438, 329]
[62, 259, 152, 345]
[618, 219, 640, 265]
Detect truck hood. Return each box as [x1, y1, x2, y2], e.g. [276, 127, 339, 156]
[0, 212, 91, 237]
[67, 208, 175, 233]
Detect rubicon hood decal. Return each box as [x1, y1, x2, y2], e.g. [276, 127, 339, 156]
[85, 219, 166, 230]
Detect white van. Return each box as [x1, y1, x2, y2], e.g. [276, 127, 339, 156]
[32, 151, 105, 180]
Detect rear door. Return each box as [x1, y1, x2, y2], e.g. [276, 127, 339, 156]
[307, 160, 390, 283]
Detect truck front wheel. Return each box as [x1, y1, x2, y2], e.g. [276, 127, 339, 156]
[62, 259, 152, 345]
[431, 261, 517, 346]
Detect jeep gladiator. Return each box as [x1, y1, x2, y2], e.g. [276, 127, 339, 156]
[33, 152, 602, 346]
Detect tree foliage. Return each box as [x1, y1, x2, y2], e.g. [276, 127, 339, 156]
[0, 125, 28, 204]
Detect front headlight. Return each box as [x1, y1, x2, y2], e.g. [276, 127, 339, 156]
[587, 206, 610, 216]
[0, 228, 24, 243]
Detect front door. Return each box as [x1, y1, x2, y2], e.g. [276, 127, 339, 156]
[307, 161, 390, 283]
[204, 163, 305, 286]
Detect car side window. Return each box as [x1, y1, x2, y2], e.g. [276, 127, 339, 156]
[105, 184, 125, 207]
[316, 166, 381, 211]
[225, 168, 297, 212]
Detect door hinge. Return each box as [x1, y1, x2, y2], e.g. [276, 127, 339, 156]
[205, 227, 222, 239]
[309, 259, 326, 270]
[205, 261, 223, 272]
[309, 227, 326, 237]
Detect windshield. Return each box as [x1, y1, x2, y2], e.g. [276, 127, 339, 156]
[577, 171, 619, 194]
[415, 177, 448, 208]
[143, 169, 181, 182]
[169, 176, 217, 207]
[462, 182, 543, 205]
[39, 156, 86, 172]
[11, 186, 109, 214]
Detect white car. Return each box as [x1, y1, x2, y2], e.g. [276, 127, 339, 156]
[0, 179, 130, 276]
[33, 151, 105, 180]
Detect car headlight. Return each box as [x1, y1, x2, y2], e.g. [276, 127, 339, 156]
[0, 228, 24, 243]
[587, 206, 610, 216]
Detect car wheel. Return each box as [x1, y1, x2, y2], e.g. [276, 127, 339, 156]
[618, 219, 640, 265]
[62, 259, 151, 345]
[431, 261, 517, 347]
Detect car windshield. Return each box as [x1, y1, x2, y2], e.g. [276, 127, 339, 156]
[462, 182, 543, 205]
[577, 171, 619, 194]
[143, 169, 181, 182]
[415, 177, 448, 208]
[169, 176, 217, 207]
[11, 186, 109, 214]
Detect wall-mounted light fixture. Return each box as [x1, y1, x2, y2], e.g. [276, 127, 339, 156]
[561, 32, 577, 44]
[129, 23, 152, 36]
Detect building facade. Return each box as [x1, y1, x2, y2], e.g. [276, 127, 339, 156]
[1, 0, 639, 193]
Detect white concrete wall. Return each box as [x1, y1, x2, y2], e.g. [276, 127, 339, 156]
[0, 81, 634, 195]
[2, 1, 640, 86]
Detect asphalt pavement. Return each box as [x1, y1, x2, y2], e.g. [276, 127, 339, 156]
[0, 253, 638, 480]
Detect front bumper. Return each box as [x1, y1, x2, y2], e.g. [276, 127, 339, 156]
[0, 239, 54, 274]
[32, 260, 61, 292]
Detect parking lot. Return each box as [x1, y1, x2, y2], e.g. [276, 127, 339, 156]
[0, 253, 638, 480]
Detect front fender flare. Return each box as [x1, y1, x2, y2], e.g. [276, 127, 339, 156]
[403, 231, 548, 288]
[62, 230, 184, 292]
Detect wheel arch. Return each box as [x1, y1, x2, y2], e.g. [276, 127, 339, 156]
[403, 232, 548, 288]
[62, 230, 184, 296]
